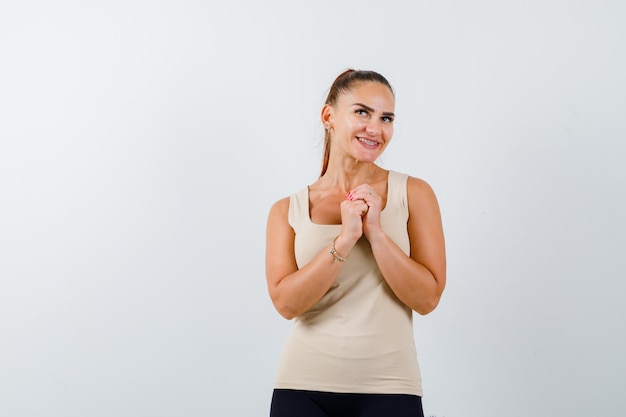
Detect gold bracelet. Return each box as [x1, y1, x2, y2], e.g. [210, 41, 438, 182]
[329, 235, 348, 262]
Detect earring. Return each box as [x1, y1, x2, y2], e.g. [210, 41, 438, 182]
[324, 123, 331, 130]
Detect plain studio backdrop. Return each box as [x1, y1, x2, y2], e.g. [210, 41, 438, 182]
[1, 1, 624, 416]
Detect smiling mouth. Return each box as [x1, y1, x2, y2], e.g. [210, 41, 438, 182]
[357, 137, 379, 146]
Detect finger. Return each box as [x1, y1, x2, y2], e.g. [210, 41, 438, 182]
[341, 199, 368, 216]
[347, 189, 375, 202]
[353, 194, 380, 211]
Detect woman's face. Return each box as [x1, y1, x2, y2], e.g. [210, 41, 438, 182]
[324, 81, 395, 164]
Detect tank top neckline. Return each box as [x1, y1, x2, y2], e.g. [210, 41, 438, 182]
[304, 170, 394, 226]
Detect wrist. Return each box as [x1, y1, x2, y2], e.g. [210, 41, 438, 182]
[330, 233, 356, 262]
[329, 235, 348, 262]
[364, 228, 386, 244]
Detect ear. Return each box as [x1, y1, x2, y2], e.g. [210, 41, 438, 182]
[321, 104, 333, 129]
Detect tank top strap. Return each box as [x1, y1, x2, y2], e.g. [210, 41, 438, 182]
[288, 186, 309, 229]
[387, 170, 409, 217]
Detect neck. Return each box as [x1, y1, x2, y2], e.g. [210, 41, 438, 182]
[322, 161, 380, 193]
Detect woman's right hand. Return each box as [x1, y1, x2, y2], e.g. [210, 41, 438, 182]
[339, 197, 369, 243]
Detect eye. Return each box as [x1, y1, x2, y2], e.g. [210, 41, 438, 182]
[382, 116, 394, 123]
[355, 109, 368, 117]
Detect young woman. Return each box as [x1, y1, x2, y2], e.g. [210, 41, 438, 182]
[266, 69, 446, 417]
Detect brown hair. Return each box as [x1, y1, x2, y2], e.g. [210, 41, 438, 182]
[320, 69, 395, 177]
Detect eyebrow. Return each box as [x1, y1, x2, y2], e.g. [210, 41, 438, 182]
[353, 102, 395, 117]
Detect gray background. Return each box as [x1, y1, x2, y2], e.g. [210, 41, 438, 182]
[1, 1, 624, 416]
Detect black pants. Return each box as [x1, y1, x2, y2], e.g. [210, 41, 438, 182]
[270, 389, 424, 417]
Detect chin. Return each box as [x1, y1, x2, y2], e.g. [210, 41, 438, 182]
[356, 155, 380, 164]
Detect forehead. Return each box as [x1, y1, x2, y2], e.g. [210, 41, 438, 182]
[337, 82, 395, 111]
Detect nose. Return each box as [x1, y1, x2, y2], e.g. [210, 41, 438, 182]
[365, 120, 382, 137]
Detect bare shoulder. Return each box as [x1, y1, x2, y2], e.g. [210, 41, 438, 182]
[268, 196, 290, 217]
[267, 196, 291, 229]
[407, 176, 439, 206]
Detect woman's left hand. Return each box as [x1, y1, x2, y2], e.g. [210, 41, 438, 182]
[346, 183, 384, 238]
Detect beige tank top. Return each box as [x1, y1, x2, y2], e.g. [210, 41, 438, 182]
[274, 170, 422, 396]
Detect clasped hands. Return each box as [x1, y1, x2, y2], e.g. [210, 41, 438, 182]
[339, 183, 383, 241]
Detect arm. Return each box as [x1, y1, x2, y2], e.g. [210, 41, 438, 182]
[358, 177, 446, 315]
[265, 197, 364, 320]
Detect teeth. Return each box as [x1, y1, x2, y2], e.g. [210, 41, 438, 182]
[358, 137, 378, 146]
